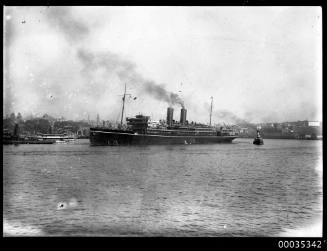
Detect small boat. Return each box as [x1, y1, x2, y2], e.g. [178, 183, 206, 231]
[253, 129, 264, 145]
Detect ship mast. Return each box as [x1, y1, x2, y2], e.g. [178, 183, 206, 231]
[209, 96, 213, 126]
[119, 83, 133, 126]
[120, 83, 127, 125]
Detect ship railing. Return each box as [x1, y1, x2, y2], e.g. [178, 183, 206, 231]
[146, 129, 217, 136]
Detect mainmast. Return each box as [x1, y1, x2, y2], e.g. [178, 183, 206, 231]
[120, 83, 127, 125]
[119, 83, 133, 126]
[209, 96, 213, 126]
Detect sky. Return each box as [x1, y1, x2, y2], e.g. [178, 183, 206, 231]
[3, 6, 322, 124]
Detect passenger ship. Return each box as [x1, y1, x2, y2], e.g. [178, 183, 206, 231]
[89, 85, 237, 146]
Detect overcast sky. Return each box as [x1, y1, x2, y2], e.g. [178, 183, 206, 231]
[3, 6, 322, 124]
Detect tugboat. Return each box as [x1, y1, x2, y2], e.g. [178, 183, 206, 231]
[253, 128, 264, 145]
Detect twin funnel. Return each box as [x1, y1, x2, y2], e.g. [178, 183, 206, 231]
[166, 107, 187, 126]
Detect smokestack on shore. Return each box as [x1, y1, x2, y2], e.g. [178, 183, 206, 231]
[180, 108, 187, 125]
[167, 107, 174, 126]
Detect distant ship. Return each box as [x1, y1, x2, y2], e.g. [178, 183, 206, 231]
[89, 85, 237, 146]
[39, 134, 76, 143]
[3, 124, 76, 145]
[2, 124, 56, 145]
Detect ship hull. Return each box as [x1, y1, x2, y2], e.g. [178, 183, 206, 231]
[253, 137, 264, 145]
[89, 129, 237, 146]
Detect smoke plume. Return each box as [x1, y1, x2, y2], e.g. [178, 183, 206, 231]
[77, 49, 185, 108]
[4, 7, 186, 120]
[46, 7, 89, 42]
[214, 110, 248, 125]
[46, 6, 186, 110]
[143, 81, 184, 108]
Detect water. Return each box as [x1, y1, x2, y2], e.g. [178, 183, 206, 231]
[3, 138, 322, 236]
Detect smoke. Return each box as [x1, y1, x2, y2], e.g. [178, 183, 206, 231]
[46, 6, 89, 42]
[46, 6, 185, 110]
[4, 7, 186, 120]
[46, 6, 185, 111]
[77, 48, 185, 108]
[143, 81, 184, 108]
[214, 110, 248, 125]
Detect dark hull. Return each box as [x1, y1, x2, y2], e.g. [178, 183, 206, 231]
[3, 140, 55, 145]
[253, 137, 264, 145]
[90, 129, 237, 146]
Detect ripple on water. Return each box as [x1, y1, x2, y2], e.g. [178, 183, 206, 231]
[3, 138, 322, 236]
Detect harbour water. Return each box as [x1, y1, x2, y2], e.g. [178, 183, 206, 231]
[3, 138, 322, 236]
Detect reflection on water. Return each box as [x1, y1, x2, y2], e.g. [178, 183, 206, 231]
[3, 138, 322, 236]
